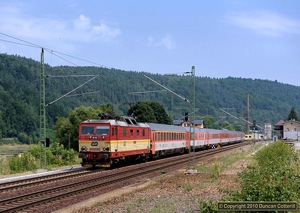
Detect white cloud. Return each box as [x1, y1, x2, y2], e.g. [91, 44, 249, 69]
[226, 11, 300, 36]
[147, 34, 175, 50]
[92, 23, 121, 40]
[74, 15, 91, 30]
[0, 5, 121, 45]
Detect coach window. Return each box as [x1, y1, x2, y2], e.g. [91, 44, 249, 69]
[136, 130, 140, 137]
[112, 127, 115, 136]
[130, 129, 134, 137]
[143, 129, 145, 136]
[123, 128, 127, 137]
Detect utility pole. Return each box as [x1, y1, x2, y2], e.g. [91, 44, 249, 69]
[188, 66, 196, 171]
[40, 48, 46, 168]
[246, 93, 250, 134]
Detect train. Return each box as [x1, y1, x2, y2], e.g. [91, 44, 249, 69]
[78, 116, 245, 168]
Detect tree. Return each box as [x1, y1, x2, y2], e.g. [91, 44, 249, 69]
[97, 103, 115, 115]
[54, 117, 74, 149]
[54, 105, 111, 150]
[287, 107, 298, 121]
[127, 101, 157, 123]
[148, 102, 172, 124]
[127, 101, 171, 124]
[202, 115, 218, 129]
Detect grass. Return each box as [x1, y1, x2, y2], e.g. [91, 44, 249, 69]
[195, 143, 266, 179]
[0, 144, 29, 153]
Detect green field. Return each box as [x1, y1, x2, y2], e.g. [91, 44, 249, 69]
[0, 144, 29, 155]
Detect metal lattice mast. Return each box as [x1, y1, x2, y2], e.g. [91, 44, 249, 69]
[191, 66, 196, 165]
[246, 93, 250, 134]
[188, 66, 196, 170]
[40, 48, 46, 168]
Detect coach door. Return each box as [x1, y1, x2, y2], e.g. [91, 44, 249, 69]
[205, 131, 209, 146]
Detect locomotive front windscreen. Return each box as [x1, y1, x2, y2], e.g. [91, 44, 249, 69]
[81, 126, 94, 135]
[96, 126, 109, 135]
[81, 125, 110, 135]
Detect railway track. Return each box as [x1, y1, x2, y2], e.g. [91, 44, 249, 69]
[0, 168, 91, 192]
[0, 142, 249, 213]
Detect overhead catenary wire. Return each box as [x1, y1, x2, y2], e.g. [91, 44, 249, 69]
[0, 32, 111, 68]
[66, 90, 102, 97]
[143, 74, 189, 103]
[0, 38, 39, 48]
[128, 90, 167, 95]
[219, 108, 262, 129]
[45, 74, 99, 107]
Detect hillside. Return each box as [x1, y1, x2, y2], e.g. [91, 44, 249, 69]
[0, 53, 299, 142]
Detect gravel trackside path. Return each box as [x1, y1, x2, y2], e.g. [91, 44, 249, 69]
[58, 144, 256, 213]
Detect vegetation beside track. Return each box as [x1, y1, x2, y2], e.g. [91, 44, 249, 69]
[200, 141, 300, 212]
[0, 142, 79, 175]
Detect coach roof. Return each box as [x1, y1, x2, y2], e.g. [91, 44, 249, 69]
[146, 123, 187, 132]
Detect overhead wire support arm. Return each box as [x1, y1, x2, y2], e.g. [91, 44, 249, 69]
[45, 74, 99, 107]
[46, 75, 98, 78]
[219, 108, 262, 129]
[143, 74, 189, 103]
[219, 108, 240, 120]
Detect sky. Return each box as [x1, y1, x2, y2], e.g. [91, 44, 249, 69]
[0, 0, 300, 86]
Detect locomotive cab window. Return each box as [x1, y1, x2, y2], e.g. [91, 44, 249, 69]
[96, 126, 109, 135]
[81, 126, 94, 135]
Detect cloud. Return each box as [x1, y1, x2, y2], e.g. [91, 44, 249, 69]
[148, 34, 175, 50]
[0, 5, 121, 44]
[225, 11, 300, 36]
[74, 15, 91, 30]
[92, 23, 121, 40]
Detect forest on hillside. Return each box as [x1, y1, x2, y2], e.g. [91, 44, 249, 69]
[0, 53, 299, 143]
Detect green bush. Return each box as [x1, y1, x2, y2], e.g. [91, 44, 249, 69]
[226, 142, 300, 203]
[8, 151, 38, 173]
[1, 142, 79, 174]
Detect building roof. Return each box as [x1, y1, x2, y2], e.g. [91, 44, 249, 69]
[275, 120, 285, 126]
[173, 119, 204, 125]
[173, 119, 184, 125]
[193, 120, 204, 125]
[284, 119, 300, 125]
